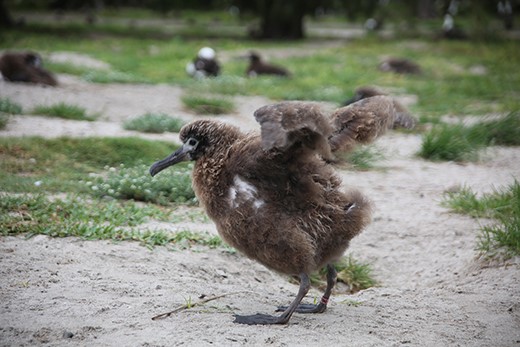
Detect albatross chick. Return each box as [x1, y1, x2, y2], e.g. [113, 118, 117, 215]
[150, 96, 410, 325]
[246, 51, 290, 77]
[0, 51, 58, 86]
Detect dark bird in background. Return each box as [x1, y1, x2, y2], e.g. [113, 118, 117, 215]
[246, 51, 290, 77]
[342, 86, 417, 130]
[150, 96, 412, 325]
[378, 57, 422, 75]
[186, 47, 221, 79]
[0, 51, 58, 86]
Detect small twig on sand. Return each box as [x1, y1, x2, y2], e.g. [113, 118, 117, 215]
[151, 291, 250, 320]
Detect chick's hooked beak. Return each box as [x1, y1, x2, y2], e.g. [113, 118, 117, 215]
[149, 140, 197, 177]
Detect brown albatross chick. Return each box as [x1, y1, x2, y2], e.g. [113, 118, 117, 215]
[0, 51, 58, 86]
[378, 57, 422, 75]
[150, 96, 404, 325]
[246, 51, 290, 77]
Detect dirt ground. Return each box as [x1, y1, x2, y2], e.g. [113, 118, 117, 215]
[1, 54, 519, 346]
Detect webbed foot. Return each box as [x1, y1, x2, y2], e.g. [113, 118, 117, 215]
[275, 302, 327, 314]
[233, 313, 289, 325]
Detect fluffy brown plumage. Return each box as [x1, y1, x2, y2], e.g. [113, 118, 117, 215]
[0, 51, 58, 86]
[342, 86, 417, 132]
[246, 51, 290, 77]
[150, 96, 406, 325]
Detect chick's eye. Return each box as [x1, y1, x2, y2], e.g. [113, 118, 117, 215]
[188, 139, 198, 147]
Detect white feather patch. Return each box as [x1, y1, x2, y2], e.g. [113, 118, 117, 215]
[229, 175, 265, 209]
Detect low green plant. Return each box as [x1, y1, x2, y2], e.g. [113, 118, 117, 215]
[45, 61, 93, 76]
[469, 111, 520, 146]
[124, 113, 185, 133]
[32, 102, 96, 121]
[419, 123, 482, 162]
[0, 193, 220, 249]
[310, 255, 377, 293]
[0, 137, 174, 193]
[334, 255, 378, 292]
[442, 185, 517, 219]
[85, 163, 196, 205]
[0, 97, 23, 114]
[0, 98, 23, 129]
[443, 181, 520, 257]
[182, 95, 234, 115]
[0, 114, 9, 130]
[0, 193, 164, 231]
[343, 145, 384, 170]
[420, 112, 520, 162]
[442, 186, 491, 218]
[83, 70, 150, 84]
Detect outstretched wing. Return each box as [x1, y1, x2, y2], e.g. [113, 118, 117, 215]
[328, 95, 399, 153]
[254, 101, 334, 160]
[343, 87, 417, 130]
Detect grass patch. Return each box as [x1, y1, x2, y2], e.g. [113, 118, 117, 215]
[83, 69, 151, 84]
[334, 255, 378, 292]
[0, 98, 23, 129]
[419, 112, 520, 162]
[32, 102, 97, 121]
[311, 255, 378, 293]
[47, 61, 150, 84]
[0, 136, 195, 205]
[0, 136, 175, 194]
[443, 181, 520, 257]
[0, 114, 9, 130]
[0, 193, 220, 249]
[182, 95, 235, 115]
[442, 186, 494, 218]
[0, 97, 23, 115]
[124, 113, 185, 133]
[342, 145, 384, 170]
[45, 61, 94, 76]
[86, 163, 196, 205]
[419, 123, 482, 162]
[469, 111, 520, 147]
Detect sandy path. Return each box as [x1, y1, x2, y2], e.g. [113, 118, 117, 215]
[1, 66, 519, 346]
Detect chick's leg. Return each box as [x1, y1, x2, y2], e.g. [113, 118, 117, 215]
[233, 272, 311, 325]
[276, 263, 336, 314]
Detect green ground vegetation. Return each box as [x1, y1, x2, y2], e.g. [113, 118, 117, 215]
[0, 97, 23, 129]
[419, 111, 520, 162]
[443, 181, 520, 257]
[123, 113, 185, 133]
[32, 102, 97, 121]
[181, 95, 235, 115]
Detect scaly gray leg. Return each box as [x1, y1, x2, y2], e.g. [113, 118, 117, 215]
[233, 272, 311, 325]
[276, 263, 337, 314]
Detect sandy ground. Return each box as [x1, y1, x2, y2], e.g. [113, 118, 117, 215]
[1, 57, 520, 346]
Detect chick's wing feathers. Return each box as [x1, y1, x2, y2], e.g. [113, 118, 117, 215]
[254, 101, 334, 160]
[392, 99, 417, 129]
[328, 95, 397, 153]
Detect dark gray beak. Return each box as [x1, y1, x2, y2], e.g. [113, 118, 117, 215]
[149, 145, 191, 177]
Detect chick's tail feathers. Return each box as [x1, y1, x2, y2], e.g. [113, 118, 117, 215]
[343, 189, 373, 235]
